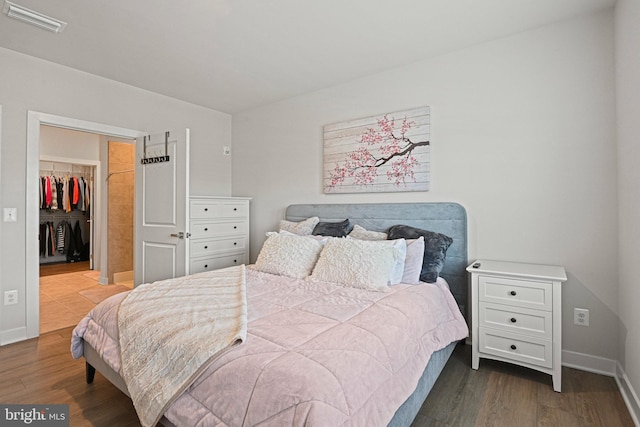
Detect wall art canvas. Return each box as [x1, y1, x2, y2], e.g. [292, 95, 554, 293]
[323, 106, 430, 193]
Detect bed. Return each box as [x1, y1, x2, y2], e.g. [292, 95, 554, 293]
[71, 202, 469, 427]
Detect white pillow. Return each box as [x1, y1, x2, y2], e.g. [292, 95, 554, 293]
[348, 224, 388, 241]
[278, 229, 329, 243]
[279, 216, 320, 235]
[311, 238, 400, 291]
[402, 237, 425, 284]
[254, 232, 324, 279]
[347, 237, 407, 284]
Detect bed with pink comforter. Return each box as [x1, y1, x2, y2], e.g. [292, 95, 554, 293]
[72, 266, 468, 426]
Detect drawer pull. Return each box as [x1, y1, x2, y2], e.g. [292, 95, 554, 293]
[510, 317, 517, 323]
[204, 264, 208, 268]
[510, 344, 517, 350]
[234, 242, 237, 245]
[204, 208, 208, 212]
[509, 290, 517, 296]
[234, 259, 237, 263]
[233, 208, 237, 211]
[204, 228, 208, 231]
[234, 226, 237, 229]
[204, 246, 208, 249]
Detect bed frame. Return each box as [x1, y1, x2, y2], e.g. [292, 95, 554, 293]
[84, 202, 468, 427]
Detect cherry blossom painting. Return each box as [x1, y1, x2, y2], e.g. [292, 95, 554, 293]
[323, 106, 430, 193]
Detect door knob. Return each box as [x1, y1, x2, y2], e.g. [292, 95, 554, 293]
[170, 232, 185, 239]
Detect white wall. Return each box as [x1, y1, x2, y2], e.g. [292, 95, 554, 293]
[0, 47, 232, 342]
[233, 10, 618, 360]
[615, 0, 640, 415]
[40, 125, 100, 160]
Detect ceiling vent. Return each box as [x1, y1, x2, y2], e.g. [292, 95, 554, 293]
[2, 1, 67, 33]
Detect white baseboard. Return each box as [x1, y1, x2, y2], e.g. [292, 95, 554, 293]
[0, 326, 27, 346]
[562, 349, 617, 376]
[616, 362, 640, 427]
[563, 349, 640, 426]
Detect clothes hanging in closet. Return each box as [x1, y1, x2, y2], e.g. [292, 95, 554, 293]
[39, 175, 91, 212]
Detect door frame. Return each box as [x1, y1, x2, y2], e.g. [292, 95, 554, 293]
[26, 111, 145, 338]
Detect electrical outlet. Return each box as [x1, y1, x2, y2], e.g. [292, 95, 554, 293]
[574, 308, 589, 326]
[4, 290, 18, 306]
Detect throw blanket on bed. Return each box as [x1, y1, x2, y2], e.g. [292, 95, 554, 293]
[117, 265, 247, 427]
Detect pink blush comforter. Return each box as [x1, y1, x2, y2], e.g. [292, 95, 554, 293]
[72, 268, 468, 427]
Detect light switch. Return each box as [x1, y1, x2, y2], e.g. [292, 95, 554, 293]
[3, 208, 17, 222]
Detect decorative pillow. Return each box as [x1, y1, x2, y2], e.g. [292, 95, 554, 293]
[311, 237, 399, 291]
[402, 237, 425, 284]
[279, 216, 319, 235]
[348, 224, 388, 241]
[347, 237, 407, 285]
[312, 219, 351, 237]
[387, 225, 453, 283]
[277, 229, 329, 243]
[254, 232, 324, 279]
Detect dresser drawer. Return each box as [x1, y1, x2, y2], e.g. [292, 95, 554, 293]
[190, 237, 246, 258]
[479, 327, 552, 369]
[190, 200, 248, 219]
[190, 253, 246, 274]
[479, 302, 552, 339]
[190, 221, 246, 237]
[479, 276, 552, 311]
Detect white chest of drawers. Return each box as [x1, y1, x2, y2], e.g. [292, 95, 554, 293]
[468, 260, 567, 392]
[188, 197, 251, 275]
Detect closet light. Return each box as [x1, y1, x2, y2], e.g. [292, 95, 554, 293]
[2, 1, 67, 33]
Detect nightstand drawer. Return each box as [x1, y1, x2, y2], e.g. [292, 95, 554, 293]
[479, 276, 552, 311]
[479, 302, 552, 339]
[479, 327, 552, 368]
[190, 237, 246, 257]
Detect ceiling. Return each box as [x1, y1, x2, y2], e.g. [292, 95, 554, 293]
[0, 0, 615, 114]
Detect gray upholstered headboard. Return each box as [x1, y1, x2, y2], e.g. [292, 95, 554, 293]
[285, 202, 468, 318]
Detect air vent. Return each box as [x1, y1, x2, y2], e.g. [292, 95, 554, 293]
[2, 1, 67, 33]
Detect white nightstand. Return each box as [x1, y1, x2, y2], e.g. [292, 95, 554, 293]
[467, 260, 567, 392]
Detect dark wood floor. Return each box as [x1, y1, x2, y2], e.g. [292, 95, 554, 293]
[414, 344, 635, 427]
[0, 328, 634, 427]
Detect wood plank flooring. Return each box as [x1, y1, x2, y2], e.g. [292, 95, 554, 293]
[40, 261, 91, 277]
[0, 330, 634, 427]
[413, 344, 635, 427]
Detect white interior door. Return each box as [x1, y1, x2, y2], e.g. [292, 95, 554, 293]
[134, 129, 190, 286]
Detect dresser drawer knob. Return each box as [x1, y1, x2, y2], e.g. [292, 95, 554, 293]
[509, 290, 517, 296]
[204, 228, 208, 231]
[510, 317, 517, 323]
[234, 226, 237, 229]
[204, 208, 208, 212]
[510, 344, 517, 350]
[234, 208, 237, 211]
[233, 242, 237, 245]
[204, 264, 208, 268]
[204, 246, 208, 249]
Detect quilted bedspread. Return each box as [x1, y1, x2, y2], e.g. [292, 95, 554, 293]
[72, 267, 468, 427]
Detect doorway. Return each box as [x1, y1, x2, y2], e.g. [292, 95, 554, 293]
[37, 127, 136, 334]
[26, 112, 145, 339]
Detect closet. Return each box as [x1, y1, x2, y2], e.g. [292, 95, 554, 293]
[39, 159, 94, 268]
